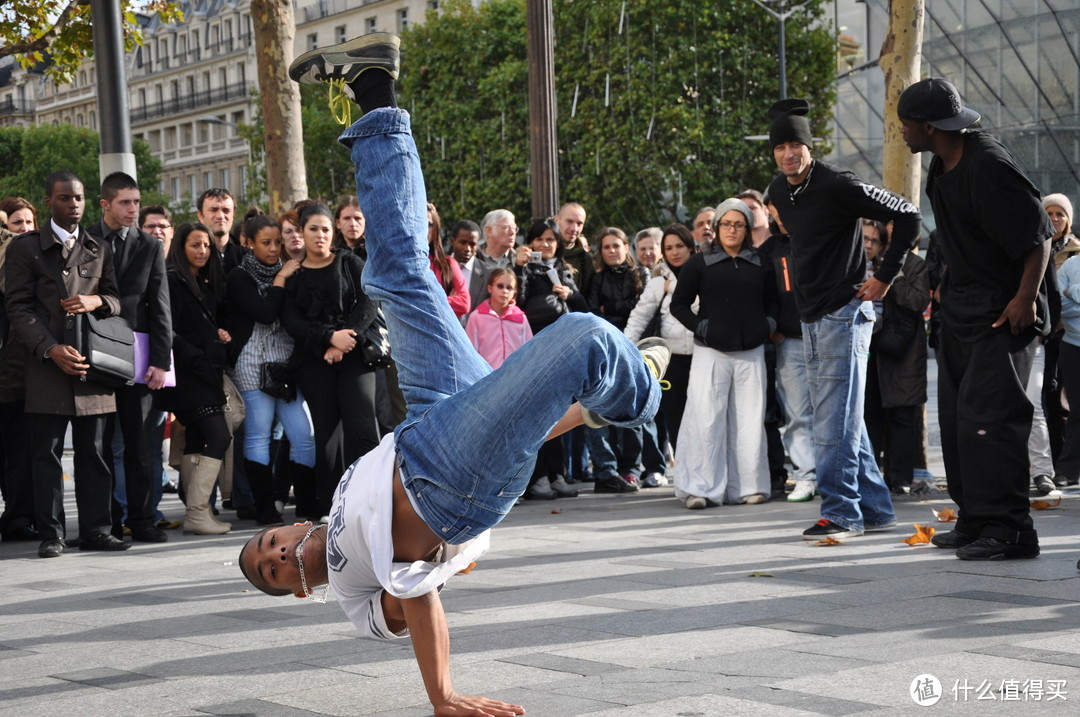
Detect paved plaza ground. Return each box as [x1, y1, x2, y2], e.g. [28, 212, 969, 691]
[1, 364, 1078, 716]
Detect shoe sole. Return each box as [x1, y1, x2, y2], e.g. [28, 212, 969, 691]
[956, 548, 1040, 561]
[802, 528, 863, 541]
[289, 33, 400, 84]
[635, 337, 672, 379]
[786, 494, 815, 502]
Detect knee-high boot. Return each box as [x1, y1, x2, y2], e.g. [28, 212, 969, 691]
[182, 454, 232, 535]
[245, 459, 284, 525]
[291, 462, 319, 520]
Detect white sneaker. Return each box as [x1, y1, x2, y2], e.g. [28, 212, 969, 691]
[685, 495, 706, 510]
[787, 480, 817, 502]
[274, 500, 286, 516]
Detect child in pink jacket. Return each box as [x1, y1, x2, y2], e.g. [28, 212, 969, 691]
[465, 268, 533, 368]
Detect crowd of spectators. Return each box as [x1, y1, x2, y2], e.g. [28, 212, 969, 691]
[0, 84, 1073, 563]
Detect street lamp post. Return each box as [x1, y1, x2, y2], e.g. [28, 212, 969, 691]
[91, 0, 137, 180]
[748, 0, 811, 100]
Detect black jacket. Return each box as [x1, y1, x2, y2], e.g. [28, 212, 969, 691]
[871, 252, 929, 408]
[225, 267, 286, 366]
[768, 160, 921, 323]
[154, 270, 227, 412]
[282, 251, 378, 369]
[670, 247, 779, 353]
[514, 259, 588, 334]
[587, 263, 649, 330]
[87, 221, 172, 370]
[757, 232, 802, 338]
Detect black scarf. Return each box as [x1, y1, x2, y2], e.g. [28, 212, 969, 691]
[240, 251, 281, 296]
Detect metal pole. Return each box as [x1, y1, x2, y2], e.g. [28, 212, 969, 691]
[91, 0, 137, 181]
[526, 0, 559, 221]
[778, 1, 787, 100]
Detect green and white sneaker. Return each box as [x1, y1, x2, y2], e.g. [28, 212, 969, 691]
[288, 32, 400, 88]
[580, 337, 671, 429]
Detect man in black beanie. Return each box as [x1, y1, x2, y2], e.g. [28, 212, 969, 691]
[766, 98, 921, 542]
[898, 77, 1051, 560]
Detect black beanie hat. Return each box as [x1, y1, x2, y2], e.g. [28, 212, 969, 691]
[768, 98, 813, 147]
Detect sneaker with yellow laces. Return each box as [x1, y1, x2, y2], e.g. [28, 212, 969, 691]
[288, 33, 401, 124]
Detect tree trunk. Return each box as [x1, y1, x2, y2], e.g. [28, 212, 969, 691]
[879, 0, 924, 206]
[250, 0, 307, 214]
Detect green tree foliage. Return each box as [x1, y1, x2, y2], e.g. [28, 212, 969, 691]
[0, 0, 183, 84]
[398, 0, 836, 232]
[0, 124, 165, 225]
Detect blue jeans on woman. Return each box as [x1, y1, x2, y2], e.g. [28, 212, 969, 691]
[239, 388, 316, 468]
[340, 109, 660, 544]
[801, 298, 894, 531]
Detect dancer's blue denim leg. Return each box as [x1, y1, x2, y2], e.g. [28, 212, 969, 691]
[398, 313, 660, 543]
[802, 299, 894, 529]
[340, 109, 492, 425]
[341, 110, 659, 543]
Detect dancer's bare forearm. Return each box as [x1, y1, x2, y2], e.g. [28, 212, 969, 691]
[545, 403, 585, 441]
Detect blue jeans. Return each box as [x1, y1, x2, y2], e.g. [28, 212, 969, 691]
[240, 389, 316, 468]
[801, 299, 894, 530]
[775, 336, 816, 483]
[340, 109, 660, 544]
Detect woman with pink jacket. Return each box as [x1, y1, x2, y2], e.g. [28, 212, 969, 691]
[465, 268, 533, 369]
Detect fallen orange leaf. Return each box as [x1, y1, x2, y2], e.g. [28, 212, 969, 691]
[903, 524, 936, 545]
[456, 562, 477, 575]
[550, 509, 562, 514]
[932, 507, 957, 522]
[1031, 497, 1062, 510]
[813, 537, 843, 546]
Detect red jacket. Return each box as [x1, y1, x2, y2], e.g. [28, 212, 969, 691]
[431, 256, 471, 318]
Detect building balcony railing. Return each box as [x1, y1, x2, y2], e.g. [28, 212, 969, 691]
[135, 35, 253, 78]
[301, 0, 380, 23]
[0, 98, 34, 115]
[131, 82, 251, 123]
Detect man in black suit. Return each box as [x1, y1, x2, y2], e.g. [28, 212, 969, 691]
[5, 170, 127, 557]
[89, 172, 173, 543]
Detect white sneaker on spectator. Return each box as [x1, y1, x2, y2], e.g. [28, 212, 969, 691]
[787, 480, 817, 502]
[685, 495, 706, 510]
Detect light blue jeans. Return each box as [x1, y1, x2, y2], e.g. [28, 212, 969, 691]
[239, 388, 316, 468]
[775, 336, 816, 483]
[340, 109, 660, 544]
[802, 299, 894, 530]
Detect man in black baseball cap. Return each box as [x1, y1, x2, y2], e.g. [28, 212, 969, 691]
[898, 77, 1053, 561]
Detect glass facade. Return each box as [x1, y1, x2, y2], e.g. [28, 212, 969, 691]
[829, 0, 1080, 212]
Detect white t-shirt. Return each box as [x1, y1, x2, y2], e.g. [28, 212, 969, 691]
[326, 433, 491, 640]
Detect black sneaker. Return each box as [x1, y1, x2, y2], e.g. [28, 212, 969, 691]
[289, 33, 401, 89]
[594, 474, 639, 494]
[956, 537, 1040, 561]
[801, 519, 862, 541]
[1033, 474, 1055, 495]
[930, 530, 976, 549]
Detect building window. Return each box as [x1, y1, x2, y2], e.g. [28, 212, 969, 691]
[336, 25, 347, 43]
[308, 33, 318, 51]
[366, 17, 377, 33]
[204, 171, 213, 189]
[225, 19, 233, 40]
[220, 168, 229, 189]
[172, 177, 180, 199]
[189, 175, 197, 199]
[398, 9, 409, 32]
[427, 1, 440, 14]
[89, 110, 96, 130]
[76, 114, 84, 127]
[219, 67, 228, 88]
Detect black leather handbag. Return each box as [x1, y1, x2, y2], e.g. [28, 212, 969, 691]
[358, 309, 393, 369]
[260, 361, 296, 401]
[65, 313, 136, 387]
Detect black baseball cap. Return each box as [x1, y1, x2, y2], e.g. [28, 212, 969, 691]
[897, 77, 980, 131]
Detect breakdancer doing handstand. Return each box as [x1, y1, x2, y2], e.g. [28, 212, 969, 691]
[238, 33, 669, 717]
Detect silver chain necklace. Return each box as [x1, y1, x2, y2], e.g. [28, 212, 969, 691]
[296, 522, 329, 603]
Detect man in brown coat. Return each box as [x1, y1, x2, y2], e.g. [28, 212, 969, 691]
[4, 170, 127, 558]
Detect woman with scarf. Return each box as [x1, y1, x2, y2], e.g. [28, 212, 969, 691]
[226, 214, 317, 525]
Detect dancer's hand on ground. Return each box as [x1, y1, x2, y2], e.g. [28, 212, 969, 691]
[433, 693, 525, 717]
[331, 328, 357, 352]
[324, 347, 345, 364]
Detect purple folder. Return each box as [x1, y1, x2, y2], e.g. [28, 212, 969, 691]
[133, 332, 177, 387]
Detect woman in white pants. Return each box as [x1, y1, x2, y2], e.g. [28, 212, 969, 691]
[669, 199, 779, 508]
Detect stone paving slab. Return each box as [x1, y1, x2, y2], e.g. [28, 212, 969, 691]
[2, 432, 1078, 716]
